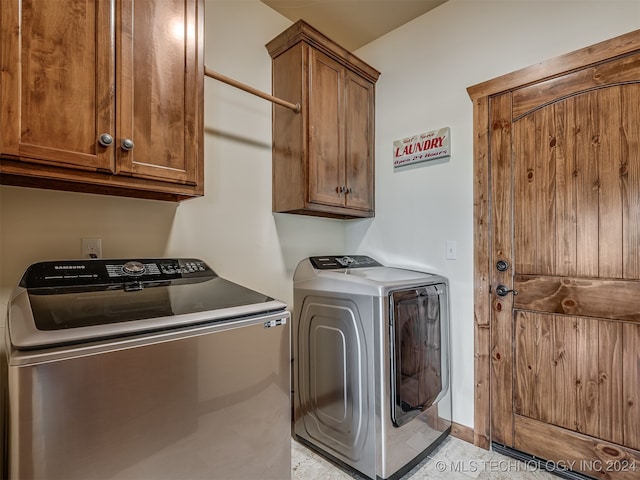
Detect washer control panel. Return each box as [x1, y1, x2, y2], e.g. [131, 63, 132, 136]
[105, 259, 208, 278]
[310, 255, 382, 270]
[21, 258, 214, 289]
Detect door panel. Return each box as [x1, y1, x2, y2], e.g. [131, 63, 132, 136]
[344, 71, 374, 211]
[622, 85, 640, 279]
[117, 0, 198, 185]
[513, 88, 640, 279]
[575, 93, 600, 278]
[0, 0, 114, 170]
[575, 316, 599, 437]
[514, 313, 639, 444]
[513, 276, 640, 322]
[554, 99, 578, 277]
[490, 49, 640, 478]
[598, 88, 624, 278]
[308, 49, 344, 207]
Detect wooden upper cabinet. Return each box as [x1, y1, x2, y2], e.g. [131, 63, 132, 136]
[267, 21, 380, 218]
[0, 0, 115, 171]
[0, 0, 204, 201]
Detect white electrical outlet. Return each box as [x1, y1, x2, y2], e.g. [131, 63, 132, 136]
[445, 240, 457, 260]
[82, 238, 103, 259]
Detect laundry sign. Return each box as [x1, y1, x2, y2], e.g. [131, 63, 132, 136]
[393, 127, 450, 168]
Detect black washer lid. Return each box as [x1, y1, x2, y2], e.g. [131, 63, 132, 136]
[10, 258, 286, 350]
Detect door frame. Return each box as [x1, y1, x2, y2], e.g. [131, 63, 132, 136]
[467, 29, 640, 449]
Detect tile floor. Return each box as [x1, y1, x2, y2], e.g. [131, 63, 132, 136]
[292, 435, 558, 480]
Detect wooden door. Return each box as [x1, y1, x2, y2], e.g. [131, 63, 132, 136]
[0, 0, 114, 171]
[488, 50, 640, 478]
[116, 0, 201, 186]
[344, 70, 375, 213]
[308, 48, 345, 208]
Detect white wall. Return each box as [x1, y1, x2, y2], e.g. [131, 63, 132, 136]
[0, 187, 177, 315]
[349, 0, 640, 428]
[164, 0, 347, 305]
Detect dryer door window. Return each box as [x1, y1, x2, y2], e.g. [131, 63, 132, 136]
[390, 284, 444, 427]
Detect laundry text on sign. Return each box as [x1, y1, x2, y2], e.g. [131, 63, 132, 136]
[393, 127, 450, 168]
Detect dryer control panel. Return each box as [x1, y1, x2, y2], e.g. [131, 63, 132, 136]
[309, 255, 382, 270]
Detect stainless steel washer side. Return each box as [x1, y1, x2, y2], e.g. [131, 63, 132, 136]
[7, 311, 291, 480]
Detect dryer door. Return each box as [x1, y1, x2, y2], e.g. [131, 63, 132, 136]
[390, 284, 447, 427]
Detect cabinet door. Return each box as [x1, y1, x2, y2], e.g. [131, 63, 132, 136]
[0, 0, 115, 171]
[344, 71, 374, 212]
[116, 0, 201, 186]
[308, 49, 345, 207]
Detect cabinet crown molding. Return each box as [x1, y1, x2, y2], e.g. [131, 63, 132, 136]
[266, 19, 381, 83]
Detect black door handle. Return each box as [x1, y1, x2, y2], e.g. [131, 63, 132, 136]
[496, 284, 518, 297]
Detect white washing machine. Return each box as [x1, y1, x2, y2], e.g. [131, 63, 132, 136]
[292, 255, 451, 480]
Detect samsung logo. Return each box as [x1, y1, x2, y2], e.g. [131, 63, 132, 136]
[54, 265, 85, 270]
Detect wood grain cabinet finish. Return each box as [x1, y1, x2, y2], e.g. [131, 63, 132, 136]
[266, 21, 380, 218]
[0, 0, 204, 201]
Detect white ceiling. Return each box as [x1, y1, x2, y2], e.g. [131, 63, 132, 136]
[261, 0, 448, 51]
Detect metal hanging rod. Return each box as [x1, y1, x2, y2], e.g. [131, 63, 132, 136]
[204, 67, 301, 113]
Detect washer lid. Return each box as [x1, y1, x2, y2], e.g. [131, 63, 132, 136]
[9, 258, 286, 349]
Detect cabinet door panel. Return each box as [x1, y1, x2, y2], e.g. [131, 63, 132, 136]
[117, 0, 199, 185]
[345, 72, 374, 211]
[0, 0, 114, 170]
[308, 49, 344, 207]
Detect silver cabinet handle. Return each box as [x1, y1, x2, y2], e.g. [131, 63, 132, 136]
[121, 138, 135, 151]
[98, 133, 113, 147]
